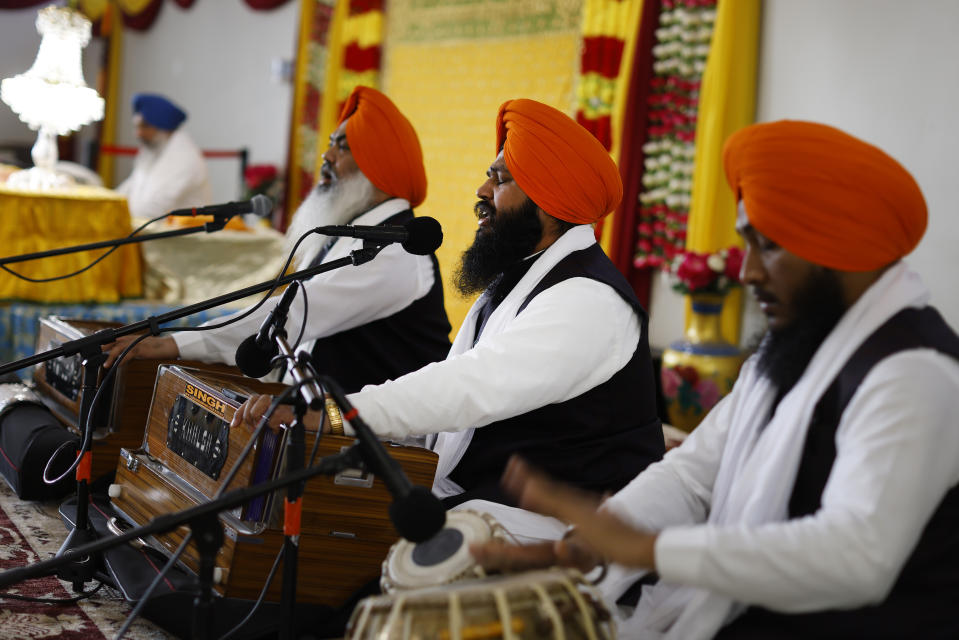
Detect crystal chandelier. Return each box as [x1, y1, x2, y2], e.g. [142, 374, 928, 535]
[1, 6, 105, 190]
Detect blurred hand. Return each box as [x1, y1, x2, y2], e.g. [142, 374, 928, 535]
[472, 457, 658, 571]
[103, 334, 179, 368]
[230, 393, 328, 434]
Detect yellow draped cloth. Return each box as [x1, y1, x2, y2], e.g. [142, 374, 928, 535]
[0, 185, 142, 303]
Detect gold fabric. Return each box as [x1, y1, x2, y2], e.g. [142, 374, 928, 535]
[0, 185, 142, 303]
[684, 0, 760, 344]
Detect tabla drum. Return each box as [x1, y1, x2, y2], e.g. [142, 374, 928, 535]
[348, 568, 616, 640]
[381, 509, 510, 593]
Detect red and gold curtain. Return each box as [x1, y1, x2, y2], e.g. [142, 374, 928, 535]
[603, 0, 661, 308]
[284, 0, 337, 226]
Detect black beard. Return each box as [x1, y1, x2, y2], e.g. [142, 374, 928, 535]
[453, 197, 543, 297]
[752, 268, 848, 399]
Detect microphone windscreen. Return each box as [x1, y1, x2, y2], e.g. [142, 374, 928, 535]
[401, 217, 443, 255]
[234, 335, 278, 378]
[250, 194, 274, 218]
[389, 485, 447, 543]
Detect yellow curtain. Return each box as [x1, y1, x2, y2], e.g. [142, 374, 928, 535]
[381, 0, 583, 336]
[79, 1, 124, 188]
[318, 0, 348, 145]
[684, 0, 760, 343]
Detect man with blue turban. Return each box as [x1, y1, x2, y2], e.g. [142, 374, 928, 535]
[116, 93, 212, 218]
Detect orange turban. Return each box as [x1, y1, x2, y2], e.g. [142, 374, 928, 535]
[723, 120, 926, 271]
[496, 99, 622, 225]
[337, 86, 427, 208]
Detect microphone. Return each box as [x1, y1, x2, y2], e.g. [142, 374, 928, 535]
[168, 194, 273, 219]
[234, 281, 301, 378]
[320, 376, 446, 542]
[315, 216, 442, 256]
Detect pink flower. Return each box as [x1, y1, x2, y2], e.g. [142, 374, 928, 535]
[676, 252, 714, 291]
[244, 164, 278, 190]
[675, 365, 700, 385]
[695, 378, 720, 410]
[724, 247, 744, 282]
[661, 367, 681, 398]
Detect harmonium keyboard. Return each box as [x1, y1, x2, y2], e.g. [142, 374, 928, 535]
[109, 364, 438, 606]
[33, 316, 237, 481]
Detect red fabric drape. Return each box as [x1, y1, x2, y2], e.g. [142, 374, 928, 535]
[243, 0, 294, 9]
[0, 0, 48, 8]
[122, 0, 163, 30]
[608, 0, 661, 309]
[173, 0, 196, 7]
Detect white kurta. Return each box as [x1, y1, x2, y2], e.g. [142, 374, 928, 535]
[173, 199, 437, 365]
[601, 263, 959, 639]
[116, 128, 213, 219]
[348, 225, 642, 501]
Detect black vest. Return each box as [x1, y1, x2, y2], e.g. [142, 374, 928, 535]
[445, 243, 665, 508]
[310, 210, 452, 394]
[718, 306, 959, 639]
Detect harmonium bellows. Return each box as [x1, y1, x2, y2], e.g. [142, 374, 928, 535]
[110, 365, 438, 606]
[33, 316, 236, 481]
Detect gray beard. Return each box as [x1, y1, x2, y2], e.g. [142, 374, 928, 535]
[284, 172, 376, 267]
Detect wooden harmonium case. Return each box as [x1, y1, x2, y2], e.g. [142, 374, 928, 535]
[110, 364, 438, 606]
[33, 316, 236, 481]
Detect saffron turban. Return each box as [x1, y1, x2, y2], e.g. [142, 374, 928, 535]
[337, 86, 427, 208]
[132, 94, 186, 131]
[496, 99, 622, 225]
[723, 120, 927, 271]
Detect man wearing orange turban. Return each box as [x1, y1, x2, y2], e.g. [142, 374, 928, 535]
[470, 121, 959, 640]
[106, 86, 451, 395]
[235, 99, 665, 541]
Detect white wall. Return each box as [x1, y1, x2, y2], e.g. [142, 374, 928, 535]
[648, 0, 959, 349]
[114, 2, 298, 201]
[755, 0, 959, 330]
[1, 3, 297, 202]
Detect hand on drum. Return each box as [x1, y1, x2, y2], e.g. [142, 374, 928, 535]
[230, 394, 328, 434]
[102, 334, 179, 368]
[470, 456, 658, 572]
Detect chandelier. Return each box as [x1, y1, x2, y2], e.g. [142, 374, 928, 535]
[1, 6, 105, 190]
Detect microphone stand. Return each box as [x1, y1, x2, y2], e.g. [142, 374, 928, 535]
[0, 217, 239, 266]
[260, 280, 327, 640]
[0, 445, 368, 640]
[0, 243, 387, 593]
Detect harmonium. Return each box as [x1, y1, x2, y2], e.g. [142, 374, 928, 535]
[33, 316, 236, 481]
[109, 364, 438, 606]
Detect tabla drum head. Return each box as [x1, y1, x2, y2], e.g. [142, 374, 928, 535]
[381, 509, 508, 592]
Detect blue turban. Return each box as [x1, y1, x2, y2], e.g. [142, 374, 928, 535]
[132, 93, 187, 131]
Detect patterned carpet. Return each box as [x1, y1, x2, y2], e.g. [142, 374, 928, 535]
[0, 481, 174, 640]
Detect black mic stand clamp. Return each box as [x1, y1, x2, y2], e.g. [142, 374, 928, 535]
[353, 241, 387, 266]
[189, 512, 225, 640]
[54, 340, 111, 592]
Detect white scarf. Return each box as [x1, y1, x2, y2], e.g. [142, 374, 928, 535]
[431, 225, 597, 498]
[624, 261, 929, 640]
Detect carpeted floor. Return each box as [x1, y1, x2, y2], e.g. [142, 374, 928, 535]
[0, 481, 174, 640]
